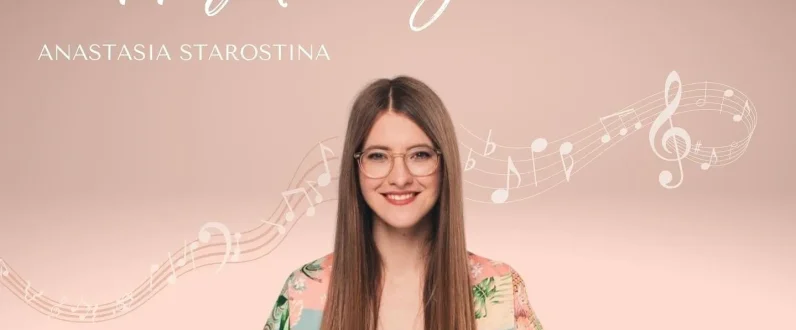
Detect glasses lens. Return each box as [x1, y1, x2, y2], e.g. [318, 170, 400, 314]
[405, 147, 439, 176]
[361, 150, 391, 178]
[360, 147, 439, 178]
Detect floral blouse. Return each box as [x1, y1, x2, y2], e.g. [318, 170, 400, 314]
[263, 252, 544, 330]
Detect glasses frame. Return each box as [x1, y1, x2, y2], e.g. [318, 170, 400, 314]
[354, 147, 443, 179]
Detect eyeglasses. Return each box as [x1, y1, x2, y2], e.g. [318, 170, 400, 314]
[354, 146, 442, 179]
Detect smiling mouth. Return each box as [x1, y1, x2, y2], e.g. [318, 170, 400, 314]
[382, 192, 419, 206]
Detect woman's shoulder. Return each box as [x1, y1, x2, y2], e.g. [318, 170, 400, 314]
[279, 253, 335, 295]
[467, 251, 544, 329]
[466, 250, 522, 281]
[266, 254, 334, 330]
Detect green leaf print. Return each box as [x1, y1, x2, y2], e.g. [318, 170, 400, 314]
[263, 294, 291, 330]
[472, 275, 513, 320]
[300, 259, 324, 282]
[472, 277, 498, 319]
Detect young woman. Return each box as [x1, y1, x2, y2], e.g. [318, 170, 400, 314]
[263, 76, 544, 330]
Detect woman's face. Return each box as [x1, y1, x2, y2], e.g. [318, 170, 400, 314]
[358, 111, 441, 230]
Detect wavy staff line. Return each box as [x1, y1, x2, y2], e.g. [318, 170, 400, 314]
[0, 195, 340, 323]
[0, 173, 342, 320]
[459, 81, 757, 150]
[461, 99, 754, 183]
[0, 136, 344, 319]
[459, 81, 757, 203]
[0, 75, 760, 321]
[459, 88, 756, 165]
[462, 121, 753, 204]
[462, 101, 753, 171]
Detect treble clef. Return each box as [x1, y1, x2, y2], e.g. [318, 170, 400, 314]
[648, 70, 692, 189]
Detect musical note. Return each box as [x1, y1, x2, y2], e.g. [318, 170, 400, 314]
[73, 297, 89, 320]
[318, 142, 335, 187]
[483, 129, 497, 156]
[0, 258, 8, 277]
[24, 280, 43, 302]
[701, 148, 718, 170]
[464, 148, 476, 171]
[198, 222, 233, 273]
[176, 239, 198, 270]
[49, 296, 67, 318]
[733, 99, 750, 122]
[648, 71, 692, 189]
[149, 264, 159, 291]
[491, 156, 521, 204]
[282, 187, 316, 222]
[114, 292, 134, 315]
[695, 81, 707, 107]
[719, 89, 734, 113]
[90, 304, 99, 322]
[167, 252, 177, 285]
[530, 138, 547, 186]
[599, 108, 642, 143]
[71, 296, 86, 313]
[307, 180, 324, 203]
[263, 220, 287, 235]
[559, 142, 575, 182]
[618, 108, 643, 135]
[231, 232, 242, 262]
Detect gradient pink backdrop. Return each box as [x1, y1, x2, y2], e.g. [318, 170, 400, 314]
[1, 1, 794, 329]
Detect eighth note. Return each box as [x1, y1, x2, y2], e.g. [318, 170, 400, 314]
[263, 220, 287, 235]
[530, 138, 547, 187]
[317, 142, 335, 187]
[307, 180, 324, 203]
[733, 99, 750, 122]
[167, 252, 177, 285]
[559, 142, 575, 182]
[176, 240, 198, 270]
[281, 187, 316, 222]
[719, 89, 734, 113]
[599, 108, 642, 143]
[701, 148, 718, 170]
[491, 156, 521, 204]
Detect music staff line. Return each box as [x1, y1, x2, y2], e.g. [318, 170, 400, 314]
[458, 81, 757, 151]
[460, 89, 755, 164]
[0, 74, 760, 322]
[0, 136, 343, 322]
[460, 95, 754, 181]
[1, 194, 340, 323]
[457, 81, 756, 203]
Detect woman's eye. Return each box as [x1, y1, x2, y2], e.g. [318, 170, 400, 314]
[411, 151, 431, 159]
[367, 152, 387, 161]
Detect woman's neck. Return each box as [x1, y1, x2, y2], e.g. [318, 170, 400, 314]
[372, 216, 431, 277]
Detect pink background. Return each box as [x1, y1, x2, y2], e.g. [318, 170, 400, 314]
[1, 1, 794, 329]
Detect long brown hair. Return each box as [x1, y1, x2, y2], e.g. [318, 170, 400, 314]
[321, 76, 476, 330]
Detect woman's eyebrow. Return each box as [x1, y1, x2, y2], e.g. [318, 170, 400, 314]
[362, 143, 434, 151]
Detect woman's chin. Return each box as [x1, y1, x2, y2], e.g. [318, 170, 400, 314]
[377, 215, 427, 232]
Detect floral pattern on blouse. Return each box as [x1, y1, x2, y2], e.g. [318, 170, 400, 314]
[263, 252, 543, 330]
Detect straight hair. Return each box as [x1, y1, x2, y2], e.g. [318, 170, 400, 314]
[320, 76, 476, 330]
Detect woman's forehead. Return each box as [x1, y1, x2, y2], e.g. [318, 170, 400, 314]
[363, 112, 432, 148]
